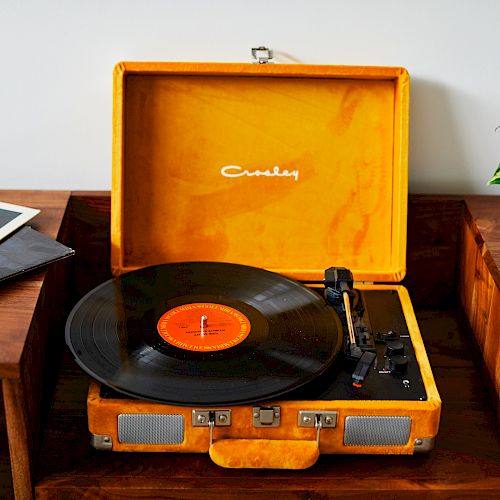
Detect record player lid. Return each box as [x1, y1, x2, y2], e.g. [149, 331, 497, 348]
[112, 62, 409, 283]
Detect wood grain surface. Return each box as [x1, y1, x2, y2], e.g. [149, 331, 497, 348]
[2, 380, 31, 499]
[0, 385, 13, 499]
[66, 192, 111, 298]
[0, 190, 70, 378]
[0, 190, 71, 500]
[403, 196, 463, 307]
[463, 195, 500, 290]
[459, 195, 500, 415]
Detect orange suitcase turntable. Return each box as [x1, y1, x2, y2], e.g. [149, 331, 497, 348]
[66, 53, 441, 470]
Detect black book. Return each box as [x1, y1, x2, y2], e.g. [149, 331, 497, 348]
[0, 226, 74, 283]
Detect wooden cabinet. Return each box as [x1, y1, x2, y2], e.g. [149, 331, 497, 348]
[1, 192, 499, 499]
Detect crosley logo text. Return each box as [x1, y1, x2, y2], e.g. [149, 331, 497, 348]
[221, 165, 299, 181]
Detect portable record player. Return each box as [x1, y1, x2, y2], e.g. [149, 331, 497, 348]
[66, 58, 441, 469]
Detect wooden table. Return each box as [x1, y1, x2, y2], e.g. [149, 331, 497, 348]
[0, 191, 71, 499]
[1, 192, 499, 499]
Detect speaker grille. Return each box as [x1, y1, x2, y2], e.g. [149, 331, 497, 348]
[118, 414, 184, 444]
[344, 416, 411, 446]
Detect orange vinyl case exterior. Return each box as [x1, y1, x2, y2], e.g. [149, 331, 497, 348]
[93, 61, 441, 468]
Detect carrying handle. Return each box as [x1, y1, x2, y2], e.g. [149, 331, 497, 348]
[209, 415, 322, 469]
[209, 438, 319, 469]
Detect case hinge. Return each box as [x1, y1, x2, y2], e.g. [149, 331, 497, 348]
[91, 434, 113, 450]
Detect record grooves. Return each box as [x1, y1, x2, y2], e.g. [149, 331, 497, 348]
[66, 262, 343, 406]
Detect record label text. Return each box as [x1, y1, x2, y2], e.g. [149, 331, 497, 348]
[157, 302, 251, 352]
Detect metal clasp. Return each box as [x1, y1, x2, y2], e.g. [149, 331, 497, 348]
[192, 410, 231, 447]
[192, 409, 231, 427]
[315, 414, 322, 446]
[251, 46, 274, 64]
[209, 415, 215, 446]
[298, 411, 337, 428]
[298, 411, 337, 447]
[253, 406, 280, 427]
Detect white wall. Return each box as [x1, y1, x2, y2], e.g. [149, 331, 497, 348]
[1, 0, 499, 194]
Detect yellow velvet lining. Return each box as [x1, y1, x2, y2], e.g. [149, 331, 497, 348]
[112, 62, 409, 283]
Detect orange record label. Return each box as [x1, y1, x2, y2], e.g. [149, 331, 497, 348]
[157, 302, 251, 352]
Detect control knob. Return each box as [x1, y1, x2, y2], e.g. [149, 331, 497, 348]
[385, 340, 404, 357]
[389, 355, 408, 375]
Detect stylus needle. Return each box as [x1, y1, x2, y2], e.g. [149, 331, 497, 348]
[200, 315, 208, 337]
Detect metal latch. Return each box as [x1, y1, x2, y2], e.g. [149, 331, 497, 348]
[192, 410, 231, 447]
[192, 410, 231, 427]
[253, 406, 280, 427]
[298, 411, 338, 446]
[298, 411, 337, 428]
[251, 46, 274, 64]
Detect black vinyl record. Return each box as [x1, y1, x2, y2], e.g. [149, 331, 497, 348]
[66, 262, 342, 406]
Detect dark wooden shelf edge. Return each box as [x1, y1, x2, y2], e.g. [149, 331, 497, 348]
[463, 195, 500, 290]
[35, 478, 500, 493]
[459, 196, 500, 412]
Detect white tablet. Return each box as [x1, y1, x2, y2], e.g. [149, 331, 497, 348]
[0, 201, 40, 241]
